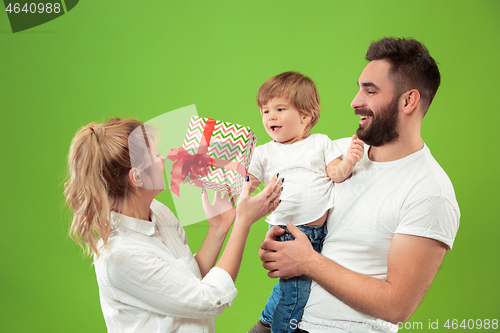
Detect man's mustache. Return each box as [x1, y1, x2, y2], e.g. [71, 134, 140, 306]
[355, 108, 374, 117]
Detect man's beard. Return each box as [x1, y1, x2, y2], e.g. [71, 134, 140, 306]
[356, 95, 399, 147]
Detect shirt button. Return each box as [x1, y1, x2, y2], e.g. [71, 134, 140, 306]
[216, 300, 221, 305]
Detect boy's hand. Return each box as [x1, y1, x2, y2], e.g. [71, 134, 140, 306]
[345, 135, 364, 165]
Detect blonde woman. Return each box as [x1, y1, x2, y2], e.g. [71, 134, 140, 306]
[65, 117, 282, 332]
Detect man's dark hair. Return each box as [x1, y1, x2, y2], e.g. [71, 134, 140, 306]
[366, 37, 440, 115]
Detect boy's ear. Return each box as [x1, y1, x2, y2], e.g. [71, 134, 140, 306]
[301, 113, 312, 124]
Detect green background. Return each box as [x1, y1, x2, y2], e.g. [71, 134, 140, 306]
[1, 0, 499, 332]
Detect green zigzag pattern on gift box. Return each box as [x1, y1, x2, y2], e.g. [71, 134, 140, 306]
[181, 116, 257, 194]
[183, 117, 206, 154]
[183, 117, 252, 149]
[183, 116, 255, 164]
[212, 123, 253, 142]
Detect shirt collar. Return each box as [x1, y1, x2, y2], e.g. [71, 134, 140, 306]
[110, 210, 156, 236]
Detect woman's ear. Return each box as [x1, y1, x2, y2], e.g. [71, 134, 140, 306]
[129, 169, 143, 187]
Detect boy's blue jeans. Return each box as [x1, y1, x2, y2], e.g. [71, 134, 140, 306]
[260, 223, 327, 333]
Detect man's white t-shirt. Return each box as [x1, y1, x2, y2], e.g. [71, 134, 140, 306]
[248, 134, 342, 225]
[300, 138, 460, 333]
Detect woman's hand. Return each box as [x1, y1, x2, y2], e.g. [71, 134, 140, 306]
[236, 174, 283, 226]
[201, 189, 237, 234]
[215, 174, 283, 282]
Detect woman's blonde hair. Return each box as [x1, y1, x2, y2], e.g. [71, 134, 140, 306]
[64, 117, 144, 258]
[257, 71, 321, 135]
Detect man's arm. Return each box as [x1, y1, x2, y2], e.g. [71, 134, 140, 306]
[260, 224, 447, 324]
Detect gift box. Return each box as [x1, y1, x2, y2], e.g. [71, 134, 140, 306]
[167, 116, 257, 196]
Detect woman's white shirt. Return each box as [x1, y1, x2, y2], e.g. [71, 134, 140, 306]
[94, 199, 237, 333]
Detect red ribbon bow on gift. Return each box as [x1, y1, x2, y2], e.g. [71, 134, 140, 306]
[166, 146, 212, 196]
[167, 118, 247, 196]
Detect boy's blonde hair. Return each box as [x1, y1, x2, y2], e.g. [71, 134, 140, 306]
[257, 71, 320, 135]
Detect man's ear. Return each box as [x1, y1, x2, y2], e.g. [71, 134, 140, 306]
[401, 89, 421, 115]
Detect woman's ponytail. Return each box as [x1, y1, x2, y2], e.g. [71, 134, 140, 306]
[65, 118, 142, 257]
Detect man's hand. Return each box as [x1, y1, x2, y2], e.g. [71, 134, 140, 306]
[345, 134, 364, 165]
[259, 223, 318, 279]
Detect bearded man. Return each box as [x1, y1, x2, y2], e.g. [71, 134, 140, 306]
[257, 37, 460, 333]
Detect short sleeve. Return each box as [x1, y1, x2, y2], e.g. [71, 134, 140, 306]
[330, 137, 352, 161]
[107, 248, 238, 319]
[395, 195, 460, 250]
[248, 145, 264, 182]
[322, 135, 343, 165]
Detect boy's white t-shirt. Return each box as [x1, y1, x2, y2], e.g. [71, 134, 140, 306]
[300, 138, 460, 333]
[248, 134, 342, 226]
